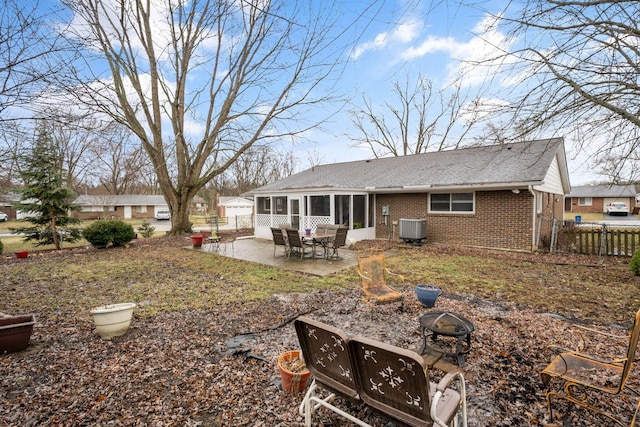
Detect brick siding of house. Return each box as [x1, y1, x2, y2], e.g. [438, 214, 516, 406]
[74, 206, 156, 220]
[568, 197, 636, 214]
[375, 190, 562, 252]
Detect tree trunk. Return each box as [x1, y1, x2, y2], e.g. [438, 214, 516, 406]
[170, 198, 193, 235]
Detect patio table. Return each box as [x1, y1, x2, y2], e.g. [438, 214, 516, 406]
[302, 233, 334, 259]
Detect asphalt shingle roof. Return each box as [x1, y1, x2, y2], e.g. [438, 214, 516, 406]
[568, 184, 636, 198]
[74, 195, 168, 206]
[251, 138, 564, 193]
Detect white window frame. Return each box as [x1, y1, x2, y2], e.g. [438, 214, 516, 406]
[578, 197, 592, 206]
[428, 192, 475, 214]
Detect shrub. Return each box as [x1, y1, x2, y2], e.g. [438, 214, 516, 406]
[82, 220, 135, 249]
[630, 249, 640, 276]
[137, 221, 156, 238]
[112, 221, 135, 246]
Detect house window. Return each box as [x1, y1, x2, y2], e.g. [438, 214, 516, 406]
[578, 197, 592, 206]
[257, 197, 271, 214]
[429, 193, 474, 213]
[135, 206, 147, 213]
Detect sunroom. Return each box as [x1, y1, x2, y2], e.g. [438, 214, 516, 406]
[252, 191, 376, 242]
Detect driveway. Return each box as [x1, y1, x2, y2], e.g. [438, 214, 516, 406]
[602, 213, 640, 226]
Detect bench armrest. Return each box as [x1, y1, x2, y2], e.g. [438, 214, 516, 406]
[550, 324, 630, 359]
[384, 269, 405, 282]
[547, 344, 627, 365]
[431, 371, 467, 427]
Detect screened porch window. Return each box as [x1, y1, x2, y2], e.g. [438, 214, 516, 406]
[334, 194, 367, 228]
[353, 195, 365, 228]
[274, 196, 287, 214]
[310, 195, 330, 216]
[257, 197, 271, 214]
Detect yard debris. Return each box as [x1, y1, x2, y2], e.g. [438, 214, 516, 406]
[1, 236, 637, 426]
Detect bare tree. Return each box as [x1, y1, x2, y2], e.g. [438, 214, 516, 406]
[474, 0, 640, 180]
[349, 73, 475, 158]
[0, 0, 70, 122]
[230, 146, 295, 195]
[209, 145, 295, 196]
[88, 122, 152, 195]
[59, 0, 363, 234]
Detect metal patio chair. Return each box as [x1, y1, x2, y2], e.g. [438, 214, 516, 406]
[294, 316, 468, 427]
[540, 308, 640, 426]
[325, 226, 348, 259]
[270, 227, 289, 257]
[285, 228, 314, 260]
[357, 250, 404, 306]
[294, 316, 359, 427]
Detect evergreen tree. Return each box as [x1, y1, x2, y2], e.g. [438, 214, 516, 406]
[11, 124, 82, 249]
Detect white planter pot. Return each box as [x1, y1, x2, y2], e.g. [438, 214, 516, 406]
[90, 303, 136, 340]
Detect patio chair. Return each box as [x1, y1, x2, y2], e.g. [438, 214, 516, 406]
[286, 228, 314, 260]
[294, 316, 359, 426]
[270, 227, 289, 257]
[357, 250, 404, 306]
[325, 226, 348, 259]
[349, 335, 467, 427]
[540, 308, 640, 426]
[295, 316, 468, 427]
[279, 223, 292, 244]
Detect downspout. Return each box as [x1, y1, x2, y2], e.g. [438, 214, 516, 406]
[528, 185, 536, 251]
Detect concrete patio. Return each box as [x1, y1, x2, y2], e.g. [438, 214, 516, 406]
[198, 236, 359, 276]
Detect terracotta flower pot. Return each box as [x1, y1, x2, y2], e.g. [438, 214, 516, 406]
[191, 235, 203, 248]
[416, 284, 440, 308]
[200, 230, 212, 239]
[90, 303, 136, 340]
[14, 250, 28, 259]
[0, 314, 36, 353]
[277, 350, 311, 393]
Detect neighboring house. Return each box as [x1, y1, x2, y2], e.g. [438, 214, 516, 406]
[247, 138, 571, 252]
[565, 184, 637, 214]
[0, 193, 20, 220]
[73, 195, 208, 220]
[192, 196, 208, 214]
[73, 195, 169, 220]
[217, 196, 254, 219]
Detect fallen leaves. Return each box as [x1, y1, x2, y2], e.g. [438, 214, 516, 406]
[1, 236, 639, 425]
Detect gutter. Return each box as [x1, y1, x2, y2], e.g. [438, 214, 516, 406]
[528, 185, 537, 251]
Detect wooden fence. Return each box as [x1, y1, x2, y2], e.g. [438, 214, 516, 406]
[556, 225, 640, 256]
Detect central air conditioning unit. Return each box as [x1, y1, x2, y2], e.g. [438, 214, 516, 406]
[399, 218, 427, 245]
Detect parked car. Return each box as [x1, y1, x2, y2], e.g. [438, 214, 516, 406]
[155, 210, 171, 220]
[0, 211, 7, 221]
[606, 202, 629, 216]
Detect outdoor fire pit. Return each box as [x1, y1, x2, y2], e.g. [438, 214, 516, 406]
[418, 311, 476, 367]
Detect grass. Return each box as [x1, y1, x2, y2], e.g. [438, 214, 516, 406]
[0, 218, 168, 254]
[1, 236, 638, 328]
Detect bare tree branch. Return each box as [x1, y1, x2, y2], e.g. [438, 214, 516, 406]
[58, 0, 364, 233]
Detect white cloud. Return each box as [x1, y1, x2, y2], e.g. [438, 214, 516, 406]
[400, 35, 459, 59]
[350, 20, 422, 60]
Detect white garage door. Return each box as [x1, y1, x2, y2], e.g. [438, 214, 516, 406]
[602, 197, 628, 212]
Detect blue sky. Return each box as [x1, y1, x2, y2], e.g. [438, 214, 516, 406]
[39, 0, 599, 186]
[292, 0, 600, 185]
